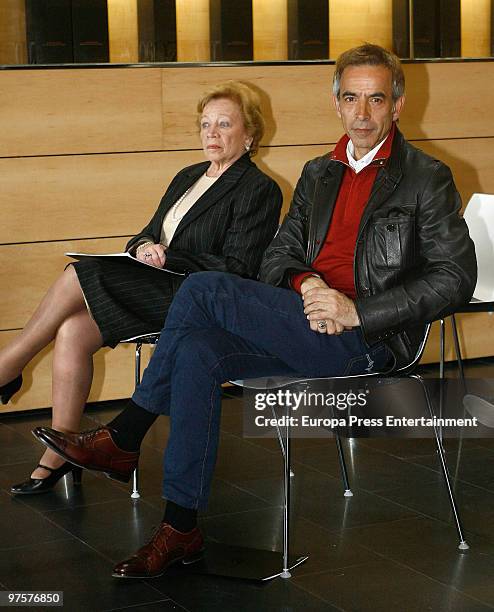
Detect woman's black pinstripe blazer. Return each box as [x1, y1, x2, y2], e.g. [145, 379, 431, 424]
[126, 153, 282, 278]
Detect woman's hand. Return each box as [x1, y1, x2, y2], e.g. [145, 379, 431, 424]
[136, 243, 167, 268]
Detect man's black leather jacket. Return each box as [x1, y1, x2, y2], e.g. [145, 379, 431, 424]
[259, 128, 477, 369]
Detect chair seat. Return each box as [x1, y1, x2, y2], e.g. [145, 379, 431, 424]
[120, 332, 161, 345]
[455, 300, 494, 314]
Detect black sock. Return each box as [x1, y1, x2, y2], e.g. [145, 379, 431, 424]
[107, 399, 158, 452]
[163, 500, 198, 532]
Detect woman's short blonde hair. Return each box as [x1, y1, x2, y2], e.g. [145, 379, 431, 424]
[197, 81, 264, 156]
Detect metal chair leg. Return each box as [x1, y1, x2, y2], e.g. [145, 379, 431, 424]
[439, 318, 445, 380]
[131, 469, 140, 499]
[281, 404, 291, 578]
[135, 343, 142, 387]
[272, 403, 292, 578]
[334, 429, 353, 497]
[130, 342, 142, 500]
[412, 375, 469, 550]
[450, 314, 465, 382]
[438, 319, 447, 448]
[449, 314, 467, 486]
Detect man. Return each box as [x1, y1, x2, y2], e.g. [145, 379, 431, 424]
[34, 44, 476, 579]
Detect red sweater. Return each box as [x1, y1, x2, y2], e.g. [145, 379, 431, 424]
[292, 125, 395, 298]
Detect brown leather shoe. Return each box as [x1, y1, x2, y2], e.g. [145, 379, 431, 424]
[112, 523, 204, 578]
[32, 426, 139, 483]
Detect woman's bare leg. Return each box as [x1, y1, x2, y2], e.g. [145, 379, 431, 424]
[32, 309, 103, 478]
[0, 263, 104, 479]
[0, 266, 88, 385]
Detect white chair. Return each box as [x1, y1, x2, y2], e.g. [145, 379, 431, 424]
[439, 193, 494, 379]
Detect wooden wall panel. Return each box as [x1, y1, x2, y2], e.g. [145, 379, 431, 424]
[401, 62, 494, 140]
[161, 64, 336, 149]
[262, 137, 494, 218]
[162, 61, 494, 147]
[422, 313, 494, 364]
[0, 146, 332, 246]
[0, 68, 163, 157]
[412, 137, 494, 208]
[0, 150, 203, 244]
[2, 138, 491, 248]
[2, 63, 494, 158]
[257, 144, 331, 216]
[0, 238, 126, 330]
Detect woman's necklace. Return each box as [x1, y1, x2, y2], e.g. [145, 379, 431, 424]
[170, 173, 217, 221]
[170, 187, 193, 221]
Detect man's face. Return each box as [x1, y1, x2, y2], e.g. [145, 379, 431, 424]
[333, 64, 405, 160]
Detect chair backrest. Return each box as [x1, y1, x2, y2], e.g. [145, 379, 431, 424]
[394, 323, 431, 375]
[463, 194, 494, 302]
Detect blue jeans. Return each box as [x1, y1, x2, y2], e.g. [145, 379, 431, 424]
[132, 271, 391, 509]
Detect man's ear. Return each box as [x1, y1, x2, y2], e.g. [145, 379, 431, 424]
[392, 95, 405, 121]
[332, 94, 341, 118]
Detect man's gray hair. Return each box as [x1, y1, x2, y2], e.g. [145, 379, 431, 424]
[333, 43, 405, 102]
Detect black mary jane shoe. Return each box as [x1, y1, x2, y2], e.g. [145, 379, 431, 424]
[10, 462, 83, 495]
[0, 374, 23, 404]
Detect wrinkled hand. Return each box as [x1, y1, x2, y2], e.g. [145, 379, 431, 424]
[136, 243, 166, 268]
[301, 276, 359, 334]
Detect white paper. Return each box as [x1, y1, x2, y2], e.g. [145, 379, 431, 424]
[65, 251, 185, 276]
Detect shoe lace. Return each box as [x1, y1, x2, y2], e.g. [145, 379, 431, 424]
[84, 427, 107, 443]
[135, 525, 164, 554]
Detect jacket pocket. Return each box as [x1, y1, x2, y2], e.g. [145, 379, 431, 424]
[372, 215, 415, 270]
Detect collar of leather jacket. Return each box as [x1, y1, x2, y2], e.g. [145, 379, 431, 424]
[326, 124, 403, 183]
[330, 121, 396, 168]
[306, 126, 406, 264]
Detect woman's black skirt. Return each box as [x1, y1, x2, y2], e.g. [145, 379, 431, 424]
[73, 258, 185, 348]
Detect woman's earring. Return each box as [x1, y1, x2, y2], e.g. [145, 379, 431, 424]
[245, 142, 251, 151]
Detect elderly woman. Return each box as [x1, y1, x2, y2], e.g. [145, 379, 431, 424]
[1, 80, 282, 494]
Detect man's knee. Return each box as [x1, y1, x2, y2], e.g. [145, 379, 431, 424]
[186, 271, 236, 288]
[177, 271, 242, 300]
[174, 331, 229, 381]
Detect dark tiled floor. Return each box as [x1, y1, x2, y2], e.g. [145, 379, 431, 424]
[1, 360, 494, 611]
